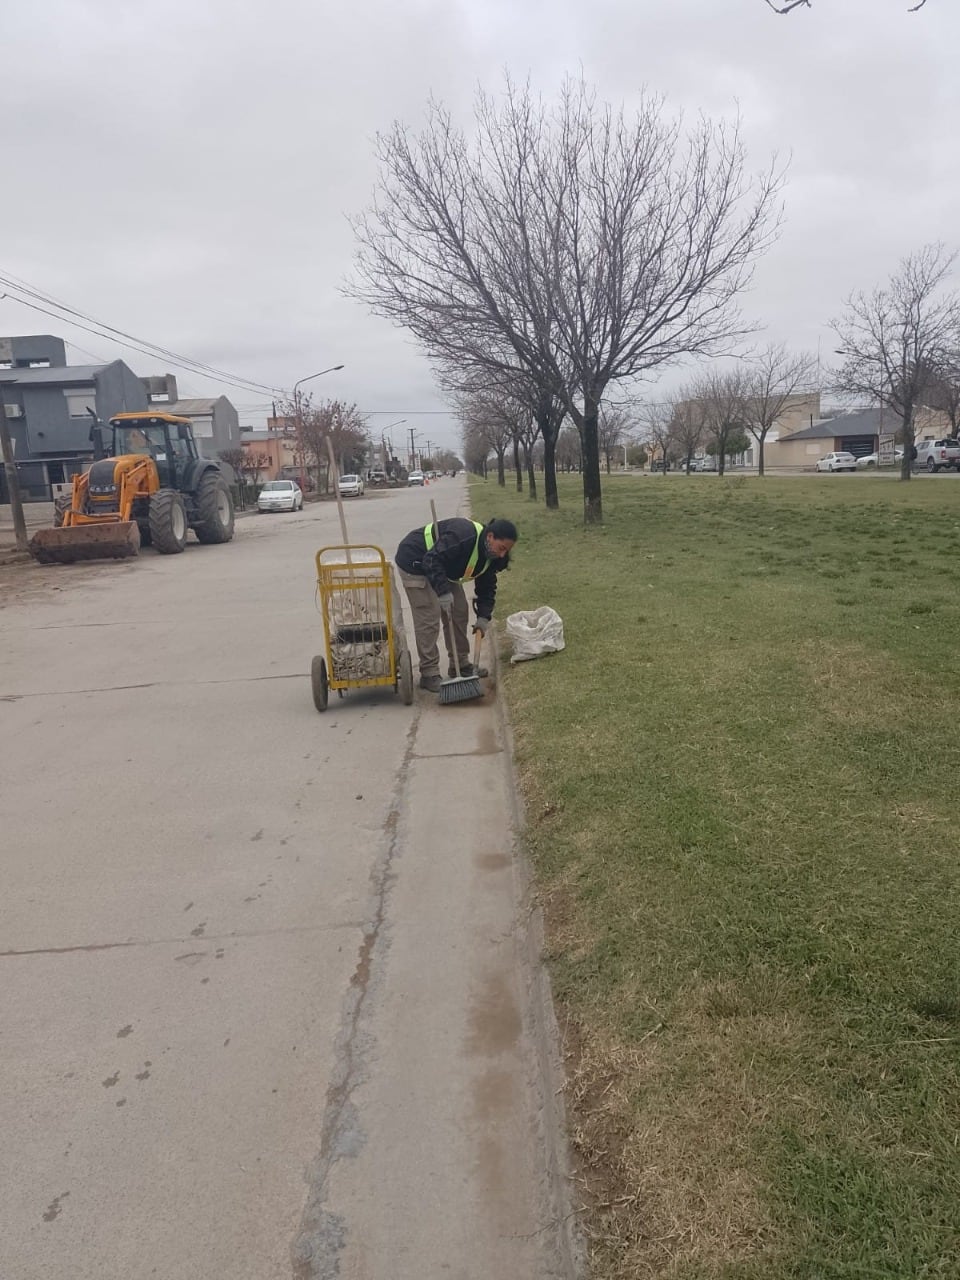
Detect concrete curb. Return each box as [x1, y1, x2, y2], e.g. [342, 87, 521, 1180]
[463, 484, 584, 1275]
[489, 630, 588, 1280]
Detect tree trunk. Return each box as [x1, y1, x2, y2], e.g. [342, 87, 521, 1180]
[539, 415, 560, 509]
[513, 435, 523, 492]
[757, 432, 766, 477]
[523, 442, 537, 500]
[900, 403, 914, 481]
[496, 450, 506, 486]
[580, 396, 603, 524]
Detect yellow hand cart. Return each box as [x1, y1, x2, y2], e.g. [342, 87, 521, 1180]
[311, 544, 414, 712]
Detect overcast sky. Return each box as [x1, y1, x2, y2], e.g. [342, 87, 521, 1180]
[2, 0, 957, 454]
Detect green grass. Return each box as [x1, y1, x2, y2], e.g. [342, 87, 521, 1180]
[481, 473, 960, 1278]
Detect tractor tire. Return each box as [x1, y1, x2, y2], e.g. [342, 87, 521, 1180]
[192, 471, 235, 544]
[149, 490, 188, 554]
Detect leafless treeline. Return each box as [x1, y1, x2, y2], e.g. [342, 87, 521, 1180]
[347, 76, 783, 522]
[636, 243, 960, 482]
[636, 343, 819, 476]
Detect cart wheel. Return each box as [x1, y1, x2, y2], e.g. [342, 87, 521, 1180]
[311, 655, 328, 712]
[397, 648, 414, 705]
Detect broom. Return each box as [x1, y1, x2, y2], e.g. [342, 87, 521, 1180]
[439, 623, 483, 704]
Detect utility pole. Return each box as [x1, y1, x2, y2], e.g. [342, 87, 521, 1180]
[0, 384, 28, 552]
[408, 427, 417, 471]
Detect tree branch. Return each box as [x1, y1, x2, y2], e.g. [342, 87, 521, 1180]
[766, 0, 927, 10]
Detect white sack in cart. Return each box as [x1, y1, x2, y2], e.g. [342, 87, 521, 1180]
[505, 606, 565, 663]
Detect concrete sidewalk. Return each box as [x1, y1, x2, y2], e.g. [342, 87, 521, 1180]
[289, 666, 583, 1279]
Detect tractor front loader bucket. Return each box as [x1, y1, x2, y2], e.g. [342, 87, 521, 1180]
[29, 521, 141, 565]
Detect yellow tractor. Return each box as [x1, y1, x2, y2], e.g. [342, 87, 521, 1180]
[30, 412, 235, 564]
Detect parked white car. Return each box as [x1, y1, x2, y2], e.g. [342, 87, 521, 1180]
[815, 452, 858, 473]
[258, 479, 303, 512]
[407, 470, 425, 486]
[338, 474, 364, 497]
[856, 448, 904, 468]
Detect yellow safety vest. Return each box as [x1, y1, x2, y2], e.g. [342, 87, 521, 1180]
[423, 520, 491, 582]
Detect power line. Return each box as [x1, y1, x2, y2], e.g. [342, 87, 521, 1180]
[0, 268, 285, 398]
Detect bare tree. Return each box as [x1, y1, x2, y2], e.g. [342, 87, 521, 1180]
[638, 402, 677, 474]
[696, 369, 750, 478]
[348, 76, 783, 525]
[456, 390, 517, 486]
[925, 354, 960, 435]
[833, 243, 960, 480]
[668, 393, 707, 473]
[555, 425, 582, 473]
[597, 405, 632, 474]
[278, 395, 369, 491]
[440, 359, 552, 501]
[740, 343, 819, 476]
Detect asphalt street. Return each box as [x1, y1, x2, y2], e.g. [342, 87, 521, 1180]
[0, 481, 575, 1280]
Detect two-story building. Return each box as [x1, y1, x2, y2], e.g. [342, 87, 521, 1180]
[0, 334, 148, 501]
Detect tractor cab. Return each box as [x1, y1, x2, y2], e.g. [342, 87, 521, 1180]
[109, 412, 199, 490]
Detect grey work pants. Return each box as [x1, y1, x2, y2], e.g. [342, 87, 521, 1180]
[397, 569, 469, 677]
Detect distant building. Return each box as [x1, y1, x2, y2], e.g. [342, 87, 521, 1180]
[771, 405, 952, 469]
[141, 374, 242, 457]
[0, 334, 148, 501]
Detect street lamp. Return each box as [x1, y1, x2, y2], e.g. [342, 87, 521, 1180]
[293, 364, 344, 493]
[381, 418, 405, 475]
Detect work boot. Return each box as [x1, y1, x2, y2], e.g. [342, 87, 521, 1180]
[419, 674, 443, 693]
[447, 662, 489, 679]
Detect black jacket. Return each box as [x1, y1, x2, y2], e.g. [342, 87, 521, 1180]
[395, 517, 507, 619]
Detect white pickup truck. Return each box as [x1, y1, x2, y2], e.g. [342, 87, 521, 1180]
[915, 438, 960, 473]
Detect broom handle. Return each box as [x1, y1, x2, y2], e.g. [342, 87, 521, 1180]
[431, 497, 457, 670]
[473, 625, 483, 671]
[325, 435, 353, 572]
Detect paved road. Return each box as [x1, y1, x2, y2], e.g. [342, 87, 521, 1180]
[0, 482, 574, 1280]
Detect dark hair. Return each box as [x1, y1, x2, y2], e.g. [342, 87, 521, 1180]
[488, 518, 518, 542]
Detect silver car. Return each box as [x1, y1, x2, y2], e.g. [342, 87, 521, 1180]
[338, 474, 365, 497]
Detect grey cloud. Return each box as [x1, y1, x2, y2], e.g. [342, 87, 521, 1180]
[2, 0, 958, 443]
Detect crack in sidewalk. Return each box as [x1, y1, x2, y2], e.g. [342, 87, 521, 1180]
[290, 709, 421, 1279]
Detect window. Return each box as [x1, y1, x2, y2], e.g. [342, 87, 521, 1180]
[65, 390, 96, 418]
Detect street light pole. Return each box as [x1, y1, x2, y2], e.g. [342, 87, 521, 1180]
[293, 364, 344, 494]
[381, 418, 405, 475]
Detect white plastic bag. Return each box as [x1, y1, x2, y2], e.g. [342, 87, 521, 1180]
[505, 606, 565, 664]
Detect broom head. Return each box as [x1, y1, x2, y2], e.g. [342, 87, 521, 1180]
[439, 673, 483, 704]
